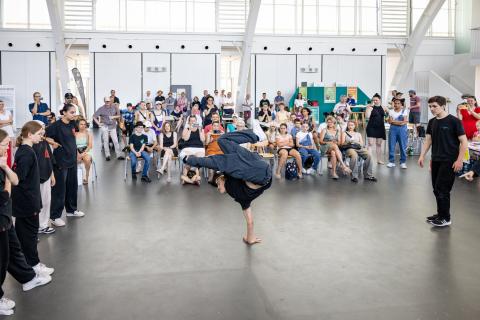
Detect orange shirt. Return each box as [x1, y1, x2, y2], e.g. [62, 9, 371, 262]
[206, 134, 223, 156]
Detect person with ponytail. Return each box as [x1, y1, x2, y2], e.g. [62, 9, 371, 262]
[46, 103, 86, 227]
[12, 121, 55, 277]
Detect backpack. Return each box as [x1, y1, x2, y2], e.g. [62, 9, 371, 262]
[285, 162, 298, 180]
[304, 155, 314, 169]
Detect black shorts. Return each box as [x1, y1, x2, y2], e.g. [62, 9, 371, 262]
[160, 149, 179, 157]
[409, 112, 420, 124]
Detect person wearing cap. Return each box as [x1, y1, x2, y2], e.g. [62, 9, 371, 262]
[58, 93, 74, 116]
[143, 121, 158, 156]
[93, 97, 124, 161]
[408, 90, 421, 125]
[129, 122, 151, 182]
[154, 90, 165, 104]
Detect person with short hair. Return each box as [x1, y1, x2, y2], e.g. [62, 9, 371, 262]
[29, 92, 50, 125]
[93, 97, 124, 161]
[154, 90, 165, 103]
[333, 95, 352, 121]
[222, 92, 235, 116]
[418, 96, 468, 227]
[129, 122, 151, 183]
[274, 91, 285, 111]
[46, 104, 86, 227]
[110, 89, 120, 104]
[387, 98, 409, 169]
[408, 90, 421, 125]
[200, 90, 209, 111]
[297, 123, 321, 175]
[204, 113, 224, 135]
[120, 103, 135, 144]
[259, 93, 270, 109]
[276, 102, 290, 125]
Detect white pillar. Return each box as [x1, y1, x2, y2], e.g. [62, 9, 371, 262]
[235, 0, 261, 126]
[390, 0, 446, 91]
[46, 0, 70, 109]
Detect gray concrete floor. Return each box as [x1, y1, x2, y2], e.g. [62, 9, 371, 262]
[3, 142, 480, 320]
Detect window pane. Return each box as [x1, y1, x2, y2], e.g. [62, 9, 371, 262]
[170, 1, 186, 32]
[126, 0, 145, 31]
[29, 0, 51, 29]
[431, 7, 449, 37]
[275, 4, 295, 34]
[3, 0, 28, 28]
[359, 6, 377, 35]
[303, 4, 317, 34]
[339, 6, 355, 35]
[256, 3, 274, 33]
[318, 5, 337, 34]
[96, 0, 121, 31]
[145, 1, 169, 32]
[194, 1, 215, 32]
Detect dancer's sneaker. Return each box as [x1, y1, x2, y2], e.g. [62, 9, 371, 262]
[38, 227, 55, 234]
[0, 297, 15, 310]
[66, 210, 85, 218]
[33, 263, 55, 276]
[50, 218, 66, 227]
[429, 218, 451, 227]
[22, 274, 52, 292]
[251, 119, 267, 141]
[426, 214, 439, 222]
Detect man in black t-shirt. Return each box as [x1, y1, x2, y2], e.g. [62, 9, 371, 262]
[418, 96, 468, 227]
[185, 128, 271, 245]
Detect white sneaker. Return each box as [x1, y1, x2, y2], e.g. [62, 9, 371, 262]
[400, 163, 408, 169]
[301, 168, 307, 174]
[0, 297, 15, 310]
[33, 263, 55, 276]
[50, 218, 66, 227]
[0, 308, 14, 316]
[66, 210, 85, 218]
[306, 168, 315, 175]
[317, 169, 323, 176]
[22, 274, 52, 292]
[386, 162, 396, 168]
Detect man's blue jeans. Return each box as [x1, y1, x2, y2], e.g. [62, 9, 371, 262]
[129, 151, 151, 176]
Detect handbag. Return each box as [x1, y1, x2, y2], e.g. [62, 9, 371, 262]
[340, 142, 362, 151]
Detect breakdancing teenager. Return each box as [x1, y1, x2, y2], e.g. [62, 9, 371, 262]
[185, 129, 271, 245]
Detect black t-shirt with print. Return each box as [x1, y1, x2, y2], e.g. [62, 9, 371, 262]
[426, 114, 465, 162]
[46, 119, 77, 168]
[12, 145, 42, 217]
[129, 133, 148, 152]
[259, 99, 270, 107]
[33, 140, 55, 183]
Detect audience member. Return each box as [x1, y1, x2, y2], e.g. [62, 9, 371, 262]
[259, 93, 270, 109]
[129, 122, 151, 183]
[135, 101, 154, 124]
[181, 166, 201, 186]
[144, 90, 153, 104]
[205, 121, 225, 182]
[191, 96, 201, 110]
[151, 101, 166, 135]
[177, 92, 188, 113]
[318, 116, 351, 179]
[110, 89, 120, 104]
[286, 113, 297, 134]
[165, 92, 176, 113]
[472, 120, 480, 142]
[223, 92, 235, 116]
[75, 119, 93, 184]
[258, 103, 272, 124]
[200, 90, 209, 111]
[290, 119, 302, 141]
[93, 97, 124, 161]
[408, 90, 421, 125]
[294, 92, 305, 110]
[120, 103, 135, 143]
[46, 104, 86, 227]
[29, 92, 50, 125]
[346, 93, 356, 106]
[0, 100, 15, 166]
[457, 96, 480, 139]
[387, 98, 409, 169]
[143, 122, 159, 156]
[242, 93, 253, 121]
[71, 96, 86, 119]
[275, 123, 303, 179]
[154, 90, 165, 103]
[204, 113, 224, 135]
[180, 115, 206, 161]
[157, 122, 178, 183]
[333, 95, 352, 121]
[274, 91, 285, 111]
[276, 102, 290, 125]
[366, 93, 387, 164]
[296, 123, 321, 175]
[203, 96, 219, 127]
[213, 90, 223, 108]
[341, 120, 376, 183]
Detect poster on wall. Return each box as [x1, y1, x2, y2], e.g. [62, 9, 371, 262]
[299, 86, 308, 100]
[310, 106, 320, 123]
[347, 87, 358, 101]
[324, 86, 336, 103]
[0, 85, 16, 128]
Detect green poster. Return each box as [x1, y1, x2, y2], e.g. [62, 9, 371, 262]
[324, 86, 336, 103]
[299, 86, 308, 100]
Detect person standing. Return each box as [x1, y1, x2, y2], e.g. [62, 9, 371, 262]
[12, 121, 55, 275]
[200, 90, 209, 111]
[154, 90, 165, 104]
[110, 89, 120, 104]
[29, 92, 50, 125]
[0, 100, 14, 167]
[93, 97, 124, 161]
[274, 91, 284, 111]
[165, 92, 176, 114]
[408, 90, 421, 126]
[365, 94, 387, 164]
[46, 104, 86, 227]
[418, 96, 468, 227]
[387, 98, 409, 169]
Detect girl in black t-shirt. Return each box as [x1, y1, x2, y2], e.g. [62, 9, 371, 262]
[12, 121, 54, 275]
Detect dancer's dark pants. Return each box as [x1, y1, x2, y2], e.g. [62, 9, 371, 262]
[431, 160, 456, 221]
[186, 130, 272, 185]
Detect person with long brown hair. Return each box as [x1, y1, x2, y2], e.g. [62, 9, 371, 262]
[157, 121, 178, 183]
[12, 121, 55, 276]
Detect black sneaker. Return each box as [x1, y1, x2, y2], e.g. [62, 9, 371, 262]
[132, 174, 137, 180]
[117, 156, 125, 160]
[351, 177, 358, 183]
[106, 156, 111, 161]
[426, 214, 438, 222]
[38, 227, 55, 235]
[365, 176, 377, 182]
[429, 218, 451, 227]
[141, 176, 152, 183]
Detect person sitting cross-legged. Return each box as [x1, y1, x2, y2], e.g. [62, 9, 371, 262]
[128, 122, 151, 182]
[296, 123, 321, 175]
[319, 116, 352, 180]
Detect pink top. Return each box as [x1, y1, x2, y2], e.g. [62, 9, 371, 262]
[276, 134, 292, 147]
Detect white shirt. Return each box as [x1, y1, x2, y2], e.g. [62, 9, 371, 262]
[144, 129, 157, 145]
[223, 97, 234, 108]
[0, 110, 14, 137]
[296, 131, 313, 147]
[214, 95, 223, 107]
[389, 108, 409, 125]
[294, 99, 305, 109]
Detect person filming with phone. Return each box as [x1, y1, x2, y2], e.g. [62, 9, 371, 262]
[29, 92, 51, 126]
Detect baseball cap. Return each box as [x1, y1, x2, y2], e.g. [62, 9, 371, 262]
[408, 90, 416, 94]
[135, 121, 145, 128]
[64, 93, 73, 99]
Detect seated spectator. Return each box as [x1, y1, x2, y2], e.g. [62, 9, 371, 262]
[181, 166, 201, 186]
[236, 118, 246, 131]
[129, 122, 151, 182]
[143, 122, 158, 155]
[151, 101, 167, 135]
[294, 92, 305, 110]
[275, 123, 303, 179]
[276, 102, 290, 125]
[335, 115, 347, 132]
[258, 103, 272, 125]
[319, 116, 351, 179]
[204, 112, 224, 134]
[259, 93, 270, 109]
[274, 91, 285, 111]
[286, 113, 297, 134]
[341, 120, 377, 183]
[472, 120, 480, 142]
[227, 115, 239, 132]
[205, 121, 225, 183]
[266, 123, 277, 152]
[177, 92, 188, 113]
[191, 96, 201, 110]
[75, 119, 93, 184]
[290, 119, 302, 142]
[296, 123, 320, 175]
[457, 96, 480, 139]
[222, 92, 235, 116]
[165, 92, 176, 114]
[346, 93, 356, 106]
[135, 101, 154, 124]
[157, 122, 178, 183]
[120, 103, 135, 146]
[387, 98, 409, 169]
[154, 90, 165, 104]
[203, 96, 219, 127]
[333, 95, 352, 121]
[395, 91, 405, 106]
[180, 115, 206, 161]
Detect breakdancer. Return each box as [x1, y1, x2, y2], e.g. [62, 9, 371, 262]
[184, 128, 271, 245]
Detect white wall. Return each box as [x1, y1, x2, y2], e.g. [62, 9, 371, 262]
[323, 55, 383, 98]
[142, 53, 171, 97]
[255, 54, 296, 106]
[1, 51, 53, 127]
[297, 55, 322, 87]
[171, 54, 216, 100]
[94, 52, 141, 110]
